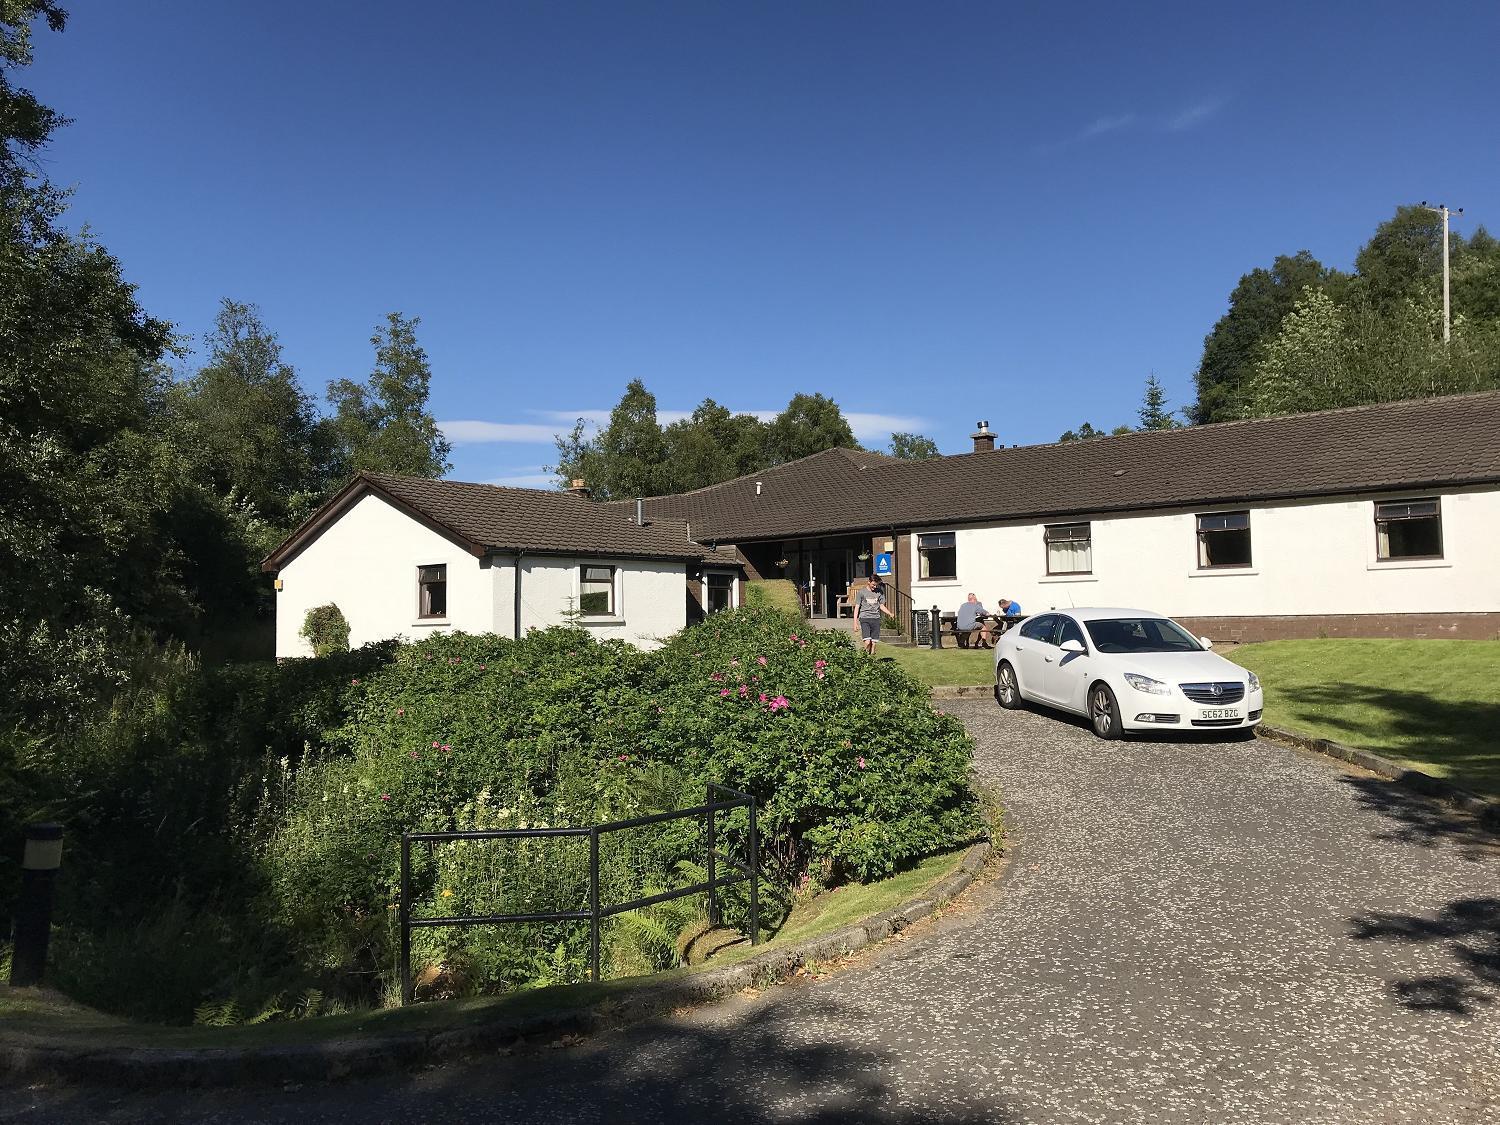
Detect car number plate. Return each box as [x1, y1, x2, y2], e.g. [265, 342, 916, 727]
[1201, 708, 1242, 720]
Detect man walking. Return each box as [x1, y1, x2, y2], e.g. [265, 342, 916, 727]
[852, 576, 897, 655]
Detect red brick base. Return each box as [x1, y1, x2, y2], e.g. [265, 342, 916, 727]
[1174, 613, 1500, 644]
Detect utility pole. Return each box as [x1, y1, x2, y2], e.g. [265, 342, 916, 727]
[1419, 201, 1464, 343]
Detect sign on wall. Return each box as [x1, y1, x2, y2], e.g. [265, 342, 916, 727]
[874, 552, 893, 576]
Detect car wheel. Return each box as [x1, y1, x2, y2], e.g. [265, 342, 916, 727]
[1089, 682, 1122, 740]
[995, 661, 1022, 710]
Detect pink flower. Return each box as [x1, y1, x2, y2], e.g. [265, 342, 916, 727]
[410, 751, 419, 758]
[619, 754, 628, 761]
[710, 672, 722, 681]
[379, 793, 391, 801]
[770, 695, 790, 711]
[441, 744, 451, 753]
[814, 660, 827, 669]
[432, 741, 440, 748]
[396, 708, 405, 715]
[720, 688, 731, 697]
[739, 684, 749, 697]
[478, 664, 487, 671]
[789, 634, 800, 643]
[757, 656, 767, 666]
[758, 692, 768, 703]
[351, 678, 360, 685]
[857, 757, 866, 769]
[730, 659, 739, 667]
[816, 669, 825, 679]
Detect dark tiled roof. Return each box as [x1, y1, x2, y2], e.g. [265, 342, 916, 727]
[262, 472, 713, 571]
[629, 392, 1500, 542]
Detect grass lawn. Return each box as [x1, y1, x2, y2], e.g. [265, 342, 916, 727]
[881, 644, 995, 688]
[1233, 639, 1500, 796]
[0, 847, 972, 1049]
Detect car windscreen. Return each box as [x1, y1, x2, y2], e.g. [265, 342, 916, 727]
[1084, 617, 1203, 654]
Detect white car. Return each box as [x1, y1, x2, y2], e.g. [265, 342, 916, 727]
[992, 608, 1264, 739]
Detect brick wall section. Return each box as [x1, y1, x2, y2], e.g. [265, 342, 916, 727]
[1176, 613, 1500, 644]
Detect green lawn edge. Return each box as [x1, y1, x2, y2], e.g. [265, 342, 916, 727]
[0, 847, 971, 1051]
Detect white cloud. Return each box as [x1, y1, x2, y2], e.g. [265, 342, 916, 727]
[439, 420, 564, 444]
[482, 472, 558, 489]
[845, 413, 930, 442]
[1165, 98, 1225, 131]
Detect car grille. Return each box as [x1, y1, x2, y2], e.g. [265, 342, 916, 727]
[1179, 681, 1245, 704]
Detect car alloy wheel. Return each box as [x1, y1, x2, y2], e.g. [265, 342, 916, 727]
[1090, 683, 1122, 740]
[996, 662, 1021, 710]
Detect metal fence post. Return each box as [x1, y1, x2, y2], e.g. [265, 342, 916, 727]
[748, 798, 760, 946]
[399, 835, 412, 1005]
[930, 604, 942, 649]
[706, 786, 719, 928]
[588, 827, 600, 983]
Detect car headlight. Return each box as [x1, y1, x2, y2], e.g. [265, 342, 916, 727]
[1247, 671, 1260, 692]
[1123, 673, 1171, 696]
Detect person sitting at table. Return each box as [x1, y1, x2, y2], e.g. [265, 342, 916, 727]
[955, 593, 988, 648]
[999, 597, 1023, 617]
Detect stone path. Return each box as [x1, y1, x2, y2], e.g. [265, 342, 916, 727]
[7, 701, 1499, 1123]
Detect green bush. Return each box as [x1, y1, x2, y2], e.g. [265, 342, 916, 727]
[300, 603, 351, 656]
[744, 579, 803, 616]
[260, 610, 979, 1004]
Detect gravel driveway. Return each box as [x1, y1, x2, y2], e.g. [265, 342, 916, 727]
[9, 701, 1499, 1124]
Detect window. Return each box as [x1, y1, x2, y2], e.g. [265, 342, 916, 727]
[1018, 614, 1056, 642]
[418, 564, 447, 618]
[1055, 616, 1087, 650]
[1375, 498, 1442, 560]
[1045, 523, 1092, 575]
[1196, 511, 1252, 568]
[705, 572, 735, 614]
[580, 565, 616, 615]
[917, 532, 957, 580]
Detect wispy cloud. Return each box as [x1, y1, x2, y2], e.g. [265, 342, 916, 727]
[446, 409, 931, 449]
[1165, 98, 1226, 132]
[1077, 113, 1137, 141]
[440, 420, 564, 444]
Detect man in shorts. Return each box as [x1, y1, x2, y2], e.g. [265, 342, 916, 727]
[852, 575, 897, 655]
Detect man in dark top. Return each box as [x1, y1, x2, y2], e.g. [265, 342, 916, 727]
[852, 576, 897, 655]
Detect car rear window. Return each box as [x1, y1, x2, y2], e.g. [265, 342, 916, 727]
[1085, 617, 1202, 654]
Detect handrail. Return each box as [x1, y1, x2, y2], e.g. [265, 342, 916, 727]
[397, 783, 760, 1004]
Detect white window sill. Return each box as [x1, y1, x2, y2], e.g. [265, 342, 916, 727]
[1188, 569, 1260, 578]
[1366, 559, 1451, 571]
[411, 619, 451, 628]
[580, 616, 627, 626]
[1038, 575, 1098, 584]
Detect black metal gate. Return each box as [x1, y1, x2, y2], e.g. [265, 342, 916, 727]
[397, 782, 759, 1004]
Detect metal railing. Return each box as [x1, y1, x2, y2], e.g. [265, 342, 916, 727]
[397, 783, 760, 1005]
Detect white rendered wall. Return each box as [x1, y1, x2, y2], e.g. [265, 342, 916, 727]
[274, 493, 494, 658]
[905, 486, 1500, 620]
[510, 556, 688, 650]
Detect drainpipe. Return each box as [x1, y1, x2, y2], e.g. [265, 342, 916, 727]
[513, 550, 524, 640]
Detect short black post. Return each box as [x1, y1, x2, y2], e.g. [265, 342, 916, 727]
[588, 828, 600, 983]
[705, 788, 719, 927]
[398, 835, 412, 1005]
[747, 798, 760, 946]
[930, 605, 942, 649]
[10, 823, 64, 988]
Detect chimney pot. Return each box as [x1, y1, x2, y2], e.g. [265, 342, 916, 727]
[969, 421, 997, 454]
[635, 497, 648, 526]
[565, 479, 592, 499]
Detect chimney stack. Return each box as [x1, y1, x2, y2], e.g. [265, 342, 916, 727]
[970, 421, 996, 453]
[566, 478, 591, 499]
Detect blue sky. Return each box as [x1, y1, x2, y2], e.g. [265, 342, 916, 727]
[29, 1, 1500, 486]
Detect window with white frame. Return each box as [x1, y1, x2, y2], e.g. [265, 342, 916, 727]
[417, 564, 447, 618]
[917, 532, 957, 580]
[704, 572, 735, 613]
[1045, 523, 1092, 575]
[1375, 498, 1442, 560]
[1196, 511, 1252, 568]
[579, 565, 616, 615]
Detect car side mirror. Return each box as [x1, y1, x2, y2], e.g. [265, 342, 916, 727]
[1199, 636, 1214, 649]
[1060, 638, 1086, 654]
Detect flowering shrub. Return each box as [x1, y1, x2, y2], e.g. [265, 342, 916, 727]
[261, 610, 979, 1003]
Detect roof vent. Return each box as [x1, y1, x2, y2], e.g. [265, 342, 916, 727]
[635, 497, 649, 526]
[566, 478, 591, 499]
[755, 480, 763, 496]
[970, 421, 996, 454]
